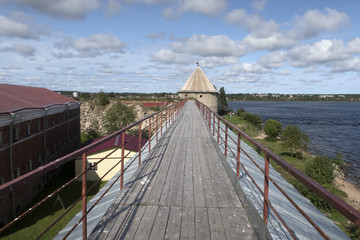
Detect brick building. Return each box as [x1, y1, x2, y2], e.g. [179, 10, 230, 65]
[0, 84, 81, 226]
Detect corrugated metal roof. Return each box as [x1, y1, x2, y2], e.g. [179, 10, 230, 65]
[178, 66, 218, 93]
[0, 84, 77, 112]
[87, 134, 148, 154]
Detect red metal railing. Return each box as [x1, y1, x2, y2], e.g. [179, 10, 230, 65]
[0, 99, 187, 239]
[196, 100, 360, 239]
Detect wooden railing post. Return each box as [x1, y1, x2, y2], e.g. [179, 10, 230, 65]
[237, 133, 241, 178]
[121, 132, 125, 190]
[138, 122, 142, 166]
[81, 152, 87, 240]
[148, 117, 151, 152]
[225, 124, 228, 157]
[263, 154, 270, 223]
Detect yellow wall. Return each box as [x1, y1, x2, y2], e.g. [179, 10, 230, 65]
[75, 147, 136, 181]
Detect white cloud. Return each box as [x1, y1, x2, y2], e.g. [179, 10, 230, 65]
[172, 34, 245, 57]
[259, 52, 286, 69]
[347, 38, 360, 54]
[251, 0, 268, 12]
[225, 9, 279, 38]
[287, 39, 348, 68]
[0, 0, 100, 19]
[106, 0, 121, 16]
[198, 56, 238, 68]
[0, 15, 39, 39]
[331, 57, 360, 73]
[163, 0, 226, 19]
[55, 34, 127, 58]
[123, 0, 164, 4]
[151, 49, 193, 64]
[2, 44, 36, 57]
[291, 8, 350, 39]
[230, 63, 270, 74]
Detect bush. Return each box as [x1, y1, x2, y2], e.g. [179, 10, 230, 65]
[236, 108, 246, 116]
[95, 90, 110, 106]
[294, 155, 347, 212]
[281, 124, 309, 156]
[104, 102, 136, 134]
[264, 119, 282, 141]
[243, 112, 262, 128]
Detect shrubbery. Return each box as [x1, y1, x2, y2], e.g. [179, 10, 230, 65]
[281, 124, 309, 157]
[242, 112, 262, 128]
[263, 119, 282, 141]
[104, 102, 136, 134]
[95, 90, 110, 106]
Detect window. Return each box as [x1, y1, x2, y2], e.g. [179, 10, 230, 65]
[0, 178, 4, 185]
[27, 159, 32, 172]
[14, 168, 20, 178]
[88, 162, 97, 171]
[52, 116, 55, 126]
[38, 153, 42, 165]
[199, 95, 203, 98]
[46, 149, 49, 158]
[37, 120, 41, 132]
[26, 123, 31, 136]
[53, 144, 56, 153]
[0, 131, 2, 147]
[13, 126, 19, 141]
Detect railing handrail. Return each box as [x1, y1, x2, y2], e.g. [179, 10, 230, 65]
[0, 99, 187, 239]
[195, 100, 360, 236]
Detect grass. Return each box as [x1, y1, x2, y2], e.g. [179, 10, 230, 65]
[221, 113, 359, 239]
[0, 162, 107, 240]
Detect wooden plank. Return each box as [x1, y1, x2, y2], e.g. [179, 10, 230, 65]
[164, 206, 182, 240]
[207, 207, 226, 240]
[183, 137, 194, 207]
[133, 205, 158, 239]
[192, 138, 206, 207]
[170, 138, 186, 207]
[230, 207, 258, 239]
[149, 206, 171, 240]
[180, 206, 195, 239]
[195, 207, 210, 240]
[196, 138, 218, 208]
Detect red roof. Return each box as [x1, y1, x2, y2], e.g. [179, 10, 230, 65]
[142, 102, 167, 107]
[87, 134, 148, 154]
[0, 84, 77, 112]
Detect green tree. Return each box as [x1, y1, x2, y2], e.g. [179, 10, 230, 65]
[218, 87, 228, 115]
[263, 119, 282, 141]
[281, 124, 309, 157]
[104, 102, 136, 134]
[95, 90, 110, 106]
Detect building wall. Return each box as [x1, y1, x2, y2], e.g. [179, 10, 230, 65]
[0, 104, 81, 226]
[75, 148, 135, 181]
[179, 92, 218, 113]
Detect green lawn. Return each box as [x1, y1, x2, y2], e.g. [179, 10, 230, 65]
[1, 162, 107, 240]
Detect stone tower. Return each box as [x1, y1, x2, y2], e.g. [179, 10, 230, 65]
[178, 64, 218, 113]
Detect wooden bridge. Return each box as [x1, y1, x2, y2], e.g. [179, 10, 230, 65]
[88, 101, 259, 239]
[2, 99, 358, 240]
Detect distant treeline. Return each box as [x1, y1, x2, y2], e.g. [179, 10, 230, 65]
[228, 93, 360, 102]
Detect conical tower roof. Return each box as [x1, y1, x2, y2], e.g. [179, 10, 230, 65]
[178, 66, 218, 93]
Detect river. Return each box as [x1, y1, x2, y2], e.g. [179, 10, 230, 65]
[228, 101, 360, 185]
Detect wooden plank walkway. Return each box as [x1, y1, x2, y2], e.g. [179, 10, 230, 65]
[89, 101, 258, 240]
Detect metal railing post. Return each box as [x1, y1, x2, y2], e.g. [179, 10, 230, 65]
[138, 122, 142, 166]
[81, 152, 87, 240]
[161, 112, 163, 136]
[165, 109, 168, 130]
[213, 112, 215, 136]
[237, 133, 241, 178]
[208, 109, 211, 129]
[148, 117, 151, 152]
[263, 154, 270, 223]
[156, 113, 158, 143]
[121, 132, 125, 189]
[217, 118, 220, 144]
[225, 124, 228, 157]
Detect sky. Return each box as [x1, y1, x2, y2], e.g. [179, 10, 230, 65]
[0, 0, 360, 94]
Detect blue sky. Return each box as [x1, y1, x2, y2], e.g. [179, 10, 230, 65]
[0, 0, 360, 94]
